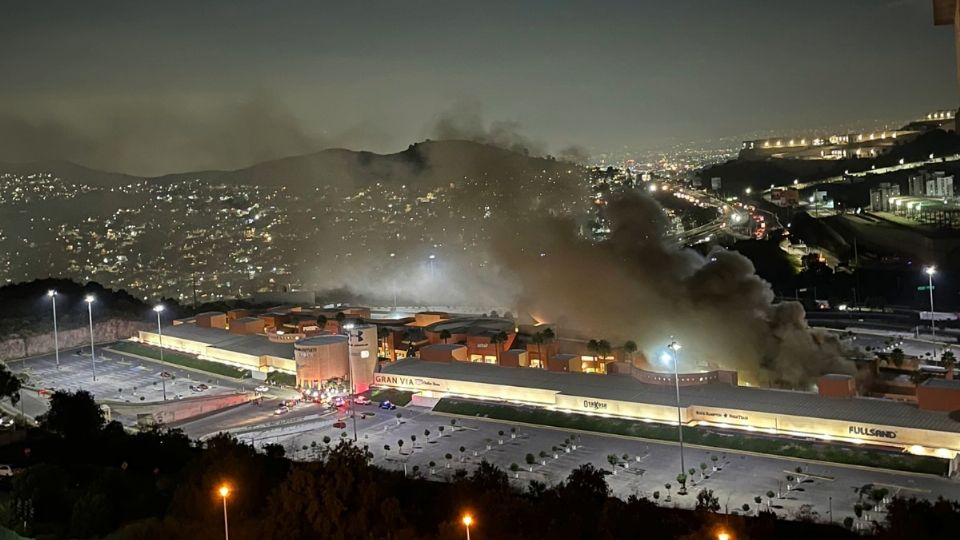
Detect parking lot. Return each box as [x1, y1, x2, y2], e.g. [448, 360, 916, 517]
[8, 344, 265, 410]
[248, 403, 960, 526]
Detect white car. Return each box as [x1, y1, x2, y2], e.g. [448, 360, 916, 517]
[0, 465, 12, 477]
[255, 385, 270, 393]
[274, 405, 290, 415]
[0, 417, 14, 429]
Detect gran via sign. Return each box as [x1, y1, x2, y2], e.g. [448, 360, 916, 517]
[373, 374, 442, 388]
[848, 425, 897, 439]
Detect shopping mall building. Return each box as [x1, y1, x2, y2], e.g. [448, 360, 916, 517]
[374, 358, 960, 471]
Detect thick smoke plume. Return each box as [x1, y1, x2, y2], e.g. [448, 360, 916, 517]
[491, 191, 853, 387]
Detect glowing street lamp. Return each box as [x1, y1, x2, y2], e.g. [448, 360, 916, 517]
[664, 340, 686, 480]
[343, 323, 359, 441]
[154, 305, 167, 400]
[718, 532, 731, 540]
[218, 484, 231, 540]
[462, 514, 473, 540]
[428, 254, 437, 279]
[85, 295, 97, 381]
[925, 266, 937, 337]
[47, 290, 60, 370]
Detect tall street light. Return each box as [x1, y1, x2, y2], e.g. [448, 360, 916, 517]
[218, 484, 231, 540]
[47, 290, 60, 370]
[154, 304, 167, 400]
[343, 323, 359, 441]
[85, 295, 97, 381]
[428, 254, 437, 279]
[661, 340, 686, 480]
[462, 514, 473, 540]
[925, 266, 937, 338]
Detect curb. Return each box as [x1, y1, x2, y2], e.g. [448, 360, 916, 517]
[429, 410, 947, 480]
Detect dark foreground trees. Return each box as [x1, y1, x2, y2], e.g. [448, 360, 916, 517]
[0, 390, 957, 539]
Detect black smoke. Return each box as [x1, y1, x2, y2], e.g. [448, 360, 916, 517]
[491, 190, 853, 387]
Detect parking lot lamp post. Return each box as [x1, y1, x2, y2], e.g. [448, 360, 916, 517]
[668, 340, 686, 479]
[85, 295, 97, 381]
[462, 514, 473, 540]
[344, 323, 358, 441]
[924, 266, 937, 338]
[218, 484, 231, 540]
[48, 290, 60, 370]
[154, 305, 167, 399]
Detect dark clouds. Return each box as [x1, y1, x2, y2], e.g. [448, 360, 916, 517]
[0, 96, 329, 176]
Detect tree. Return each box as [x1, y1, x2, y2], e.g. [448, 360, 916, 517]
[458, 446, 466, 462]
[665, 483, 672, 500]
[541, 327, 556, 366]
[531, 332, 546, 369]
[0, 364, 21, 406]
[439, 329, 451, 344]
[438, 425, 445, 436]
[676, 473, 687, 494]
[699, 462, 707, 480]
[38, 390, 104, 440]
[396, 412, 402, 425]
[335, 311, 346, 326]
[942, 350, 957, 380]
[263, 443, 286, 459]
[607, 454, 619, 468]
[491, 331, 508, 365]
[710, 454, 719, 471]
[889, 347, 906, 368]
[445, 453, 453, 468]
[424, 429, 430, 440]
[742, 503, 750, 514]
[766, 490, 776, 508]
[623, 340, 638, 365]
[525, 453, 536, 465]
[596, 340, 612, 373]
[316, 314, 328, 331]
[695, 489, 720, 512]
[910, 371, 931, 387]
[562, 463, 609, 501]
[397, 439, 404, 454]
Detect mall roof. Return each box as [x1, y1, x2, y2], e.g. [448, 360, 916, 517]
[209, 336, 294, 358]
[382, 359, 960, 434]
[297, 335, 348, 347]
[157, 324, 294, 358]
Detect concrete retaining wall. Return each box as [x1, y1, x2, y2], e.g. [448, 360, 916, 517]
[0, 318, 151, 361]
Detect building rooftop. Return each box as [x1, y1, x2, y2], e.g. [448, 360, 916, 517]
[296, 335, 348, 347]
[162, 324, 234, 345]
[924, 378, 960, 390]
[209, 335, 294, 358]
[232, 317, 262, 324]
[422, 343, 466, 351]
[381, 359, 960, 434]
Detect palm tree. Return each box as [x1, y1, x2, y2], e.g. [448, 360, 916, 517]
[335, 311, 346, 333]
[531, 332, 546, 369]
[889, 347, 906, 368]
[588, 339, 612, 373]
[439, 329, 452, 344]
[909, 371, 931, 388]
[316, 314, 328, 332]
[942, 350, 956, 380]
[377, 326, 390, 359]
[623, 340, 638, 365]
[491, 331, 508, 365]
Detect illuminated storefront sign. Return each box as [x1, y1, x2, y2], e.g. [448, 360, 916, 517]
[849, 426, 897, 439]
[582, 399, 608, 410]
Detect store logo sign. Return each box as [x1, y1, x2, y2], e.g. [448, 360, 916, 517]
[583, 399, 608, 410]
[848, 426, 897, 439]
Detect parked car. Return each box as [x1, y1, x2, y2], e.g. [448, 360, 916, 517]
[0, 465, 12, 477]
[0, 417, 14, 429]
[353, 395, 370, 405]
[274, 406, 290, 415]
[333, 421, 347, 429]
[197, 383, 210, 390]
[254, 385, 270, 393]
[379, 400, 396, 410]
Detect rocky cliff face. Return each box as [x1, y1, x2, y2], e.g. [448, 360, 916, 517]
[0, 318, 151, 361]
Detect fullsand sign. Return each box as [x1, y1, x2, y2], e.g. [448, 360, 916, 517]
[848, 425, 897, 439]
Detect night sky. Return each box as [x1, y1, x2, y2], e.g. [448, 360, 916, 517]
[1, 0, 957, 174]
